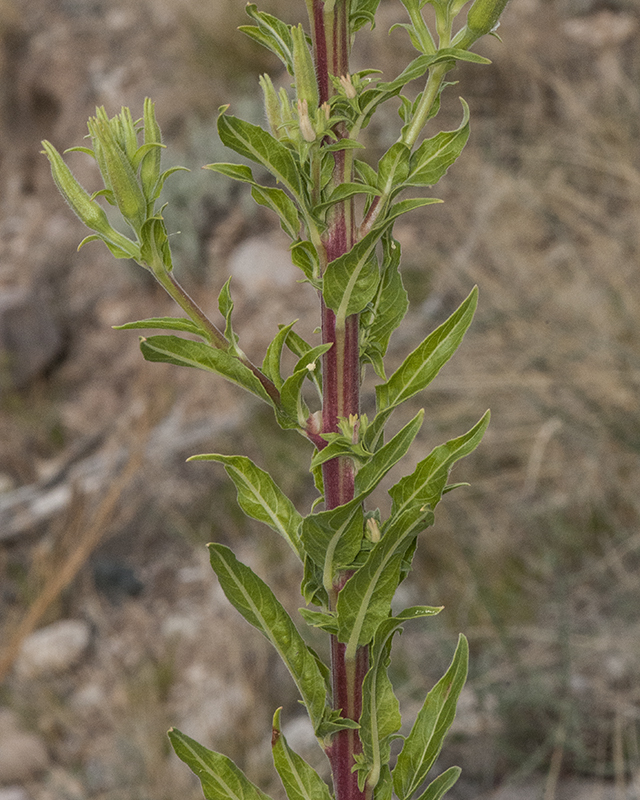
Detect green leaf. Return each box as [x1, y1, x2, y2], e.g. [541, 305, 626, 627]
[280, 344, 332, 428]
[139, 335, 274, 406]
[393, 635, 469, 800]
[272, 709, 333, 800]
[300, 498, 365, 594]
[291, 240, 320, 283]
[354, 409, 424, 497]
[350, 0, 381, 32]
[218, 277, 240, 354]
[240, 4, 295, 74]
[217, 113, 303, 201]
[252, 185, 301, 240]
[322, 228, 381, 322]
[404, 100, 470, 187]
[337, 505, 434, 658]
[188, 454, 304, 560]
[298, 608, 339, 634]
[208, 544, 328, 734]
[113, 316, 207, 337]
[414, 767, 461, 800]
[377, 143, 410, 195]
[359, 607, 443, 792]
[376, 286, 478, 412]
[389, 411, 490, 517]
[316, 182, 381, 213]
[360, 234, 408, 379]
[169, 728, 272, 800]
[204, 162, 302, 240]
[262, 320, 297, 391]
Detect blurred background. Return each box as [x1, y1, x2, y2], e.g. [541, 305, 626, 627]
[1, 0, 639, 798]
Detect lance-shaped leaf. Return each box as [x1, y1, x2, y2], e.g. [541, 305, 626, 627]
[389, 411, 490, 517]
[300, 498, 365, 593]
[239, 4, 295, 74]
[322, 228, 382, 322]
[393, 636, 468, 800]
[350, 0, 381, 33]
[404, 100, 470, 188]
[217, 113, 303, 201]
[272, 708, 333, 800]
[360, 234, 408, 380]
[139, 335, 274, 406]
[414, 767, 461, 800]
[218, 277, 241, 355]
[188, 455, 303, 560]
[113, 316, 207, 337]
[262, 320, 297, 391]
[377, 142, 411, 195]
[208, 544, 328, 733]
[376, 286, 478, 413]
[315, 183, 381, 213]
[354, 409, 424, 497]
[337, 505, 434, 658]
[169, 728, 272, 800]
[359, 607, 443, 792]
[204, 162, 302, 241]
[280, 343, 332, 428]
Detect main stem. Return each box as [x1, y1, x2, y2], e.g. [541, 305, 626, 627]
[309, 3, 369, 800]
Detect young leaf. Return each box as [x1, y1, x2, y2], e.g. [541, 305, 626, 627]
[337, 505, 434, 658]
[188, 454, 304, 560]
[272, 709, 333, 800]
[208, 544, 328, 734]
[376, 286, 478, 413]
[139, 335, 275, 406]
[392, 635, 469, 800]
[218, 277, 240, 354]
[169, 728, 272, 800]
[389, 411, 490, 517]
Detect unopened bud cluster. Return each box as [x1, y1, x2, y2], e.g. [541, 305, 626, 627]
[42, 99, 186, 272]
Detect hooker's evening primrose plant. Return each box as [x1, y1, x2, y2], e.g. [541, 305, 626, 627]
[44, 0, 509, 797]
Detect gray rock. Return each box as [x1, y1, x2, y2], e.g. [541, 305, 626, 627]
[0, 287, 63, 391]
[15, 619, 91, 680]
[0, 789, 32, 800]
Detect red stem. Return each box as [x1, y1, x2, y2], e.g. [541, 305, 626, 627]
[306, 2, 369, 799]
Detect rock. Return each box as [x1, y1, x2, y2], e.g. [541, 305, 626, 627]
[0, 710, 49, 785]
[0, 288, 64, 391]
[15, 619, 91, 680]
[0, 789, 32, 800]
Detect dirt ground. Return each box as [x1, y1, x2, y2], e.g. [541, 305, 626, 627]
[1, 0, 640, 798]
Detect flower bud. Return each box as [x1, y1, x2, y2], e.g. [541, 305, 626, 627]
[292, 24, 319, 110]
[297, 99, 316, 143]
[42, 140, 117, 235]
[339, 74, 357, 100]
[41, 140, 139, 258]
[455, 0, 510, 48]
[89, 113, 147, 235]
[259, 74, 284, 139]
[140, 97, 163, 201]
